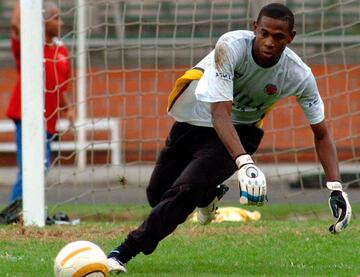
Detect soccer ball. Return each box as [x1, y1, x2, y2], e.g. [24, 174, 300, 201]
[54, 240, 108, 277]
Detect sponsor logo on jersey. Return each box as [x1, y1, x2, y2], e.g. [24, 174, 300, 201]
[307, 96, 319, 107]
[264, 84, 278, 95]
[215, 71, 233, 81]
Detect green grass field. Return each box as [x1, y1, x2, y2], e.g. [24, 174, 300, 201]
[0, 204, 359, 277]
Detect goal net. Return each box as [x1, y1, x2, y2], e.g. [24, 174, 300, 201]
[37, 0, 360, 220]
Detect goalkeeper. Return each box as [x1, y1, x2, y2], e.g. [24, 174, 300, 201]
[107, 3, 351, 274]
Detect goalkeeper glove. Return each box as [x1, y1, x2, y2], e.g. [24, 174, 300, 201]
[236, 154, 267, 205]
[327, 181, 351, 234]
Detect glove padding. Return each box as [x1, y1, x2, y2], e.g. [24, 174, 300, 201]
[236, 154, 267, 205]
[327, 181, 351, 234]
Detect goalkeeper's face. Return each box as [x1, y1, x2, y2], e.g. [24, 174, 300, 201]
[44, 7, 63, 39]
[252, 16, 296, 67]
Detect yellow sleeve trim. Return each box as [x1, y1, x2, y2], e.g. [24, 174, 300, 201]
[167, 68, 203, 112]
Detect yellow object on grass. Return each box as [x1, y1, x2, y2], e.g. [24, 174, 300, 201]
[191, 206, 261, 223]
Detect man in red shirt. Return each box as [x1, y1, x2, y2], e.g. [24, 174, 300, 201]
[6, 1, 75, 202]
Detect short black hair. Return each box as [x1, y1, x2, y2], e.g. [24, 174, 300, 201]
[257, 3, 294, 32]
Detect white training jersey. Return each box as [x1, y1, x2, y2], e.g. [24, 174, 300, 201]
[168, 30, 324, 127]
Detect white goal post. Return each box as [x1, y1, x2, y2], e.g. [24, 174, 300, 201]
[20, 0, 45, 227]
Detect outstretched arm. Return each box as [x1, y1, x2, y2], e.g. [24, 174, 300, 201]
[211, 101, 245, 159]
[310, 120, 339, 181]
[311, 120, 351, 233]
[211, 101, 267, 205]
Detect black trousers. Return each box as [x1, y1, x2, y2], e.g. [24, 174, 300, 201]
[122, 122, 263, 256]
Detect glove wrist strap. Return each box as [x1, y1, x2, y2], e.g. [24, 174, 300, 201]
[326, 181, 343, 191]
[235, 154, 253, 168]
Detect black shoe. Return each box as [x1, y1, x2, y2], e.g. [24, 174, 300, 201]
[197, 184, 229, 225]
[216, 184, 229, 200]
[0, 198, 22, 224]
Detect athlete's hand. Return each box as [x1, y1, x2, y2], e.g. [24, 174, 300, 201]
[327, 181, 351, 233]
[236, 154, 267, 205]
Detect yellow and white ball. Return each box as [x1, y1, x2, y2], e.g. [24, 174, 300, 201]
[54, 240, 108, 277]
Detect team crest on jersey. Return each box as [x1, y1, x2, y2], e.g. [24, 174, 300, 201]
[264, 84, 278, 95]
